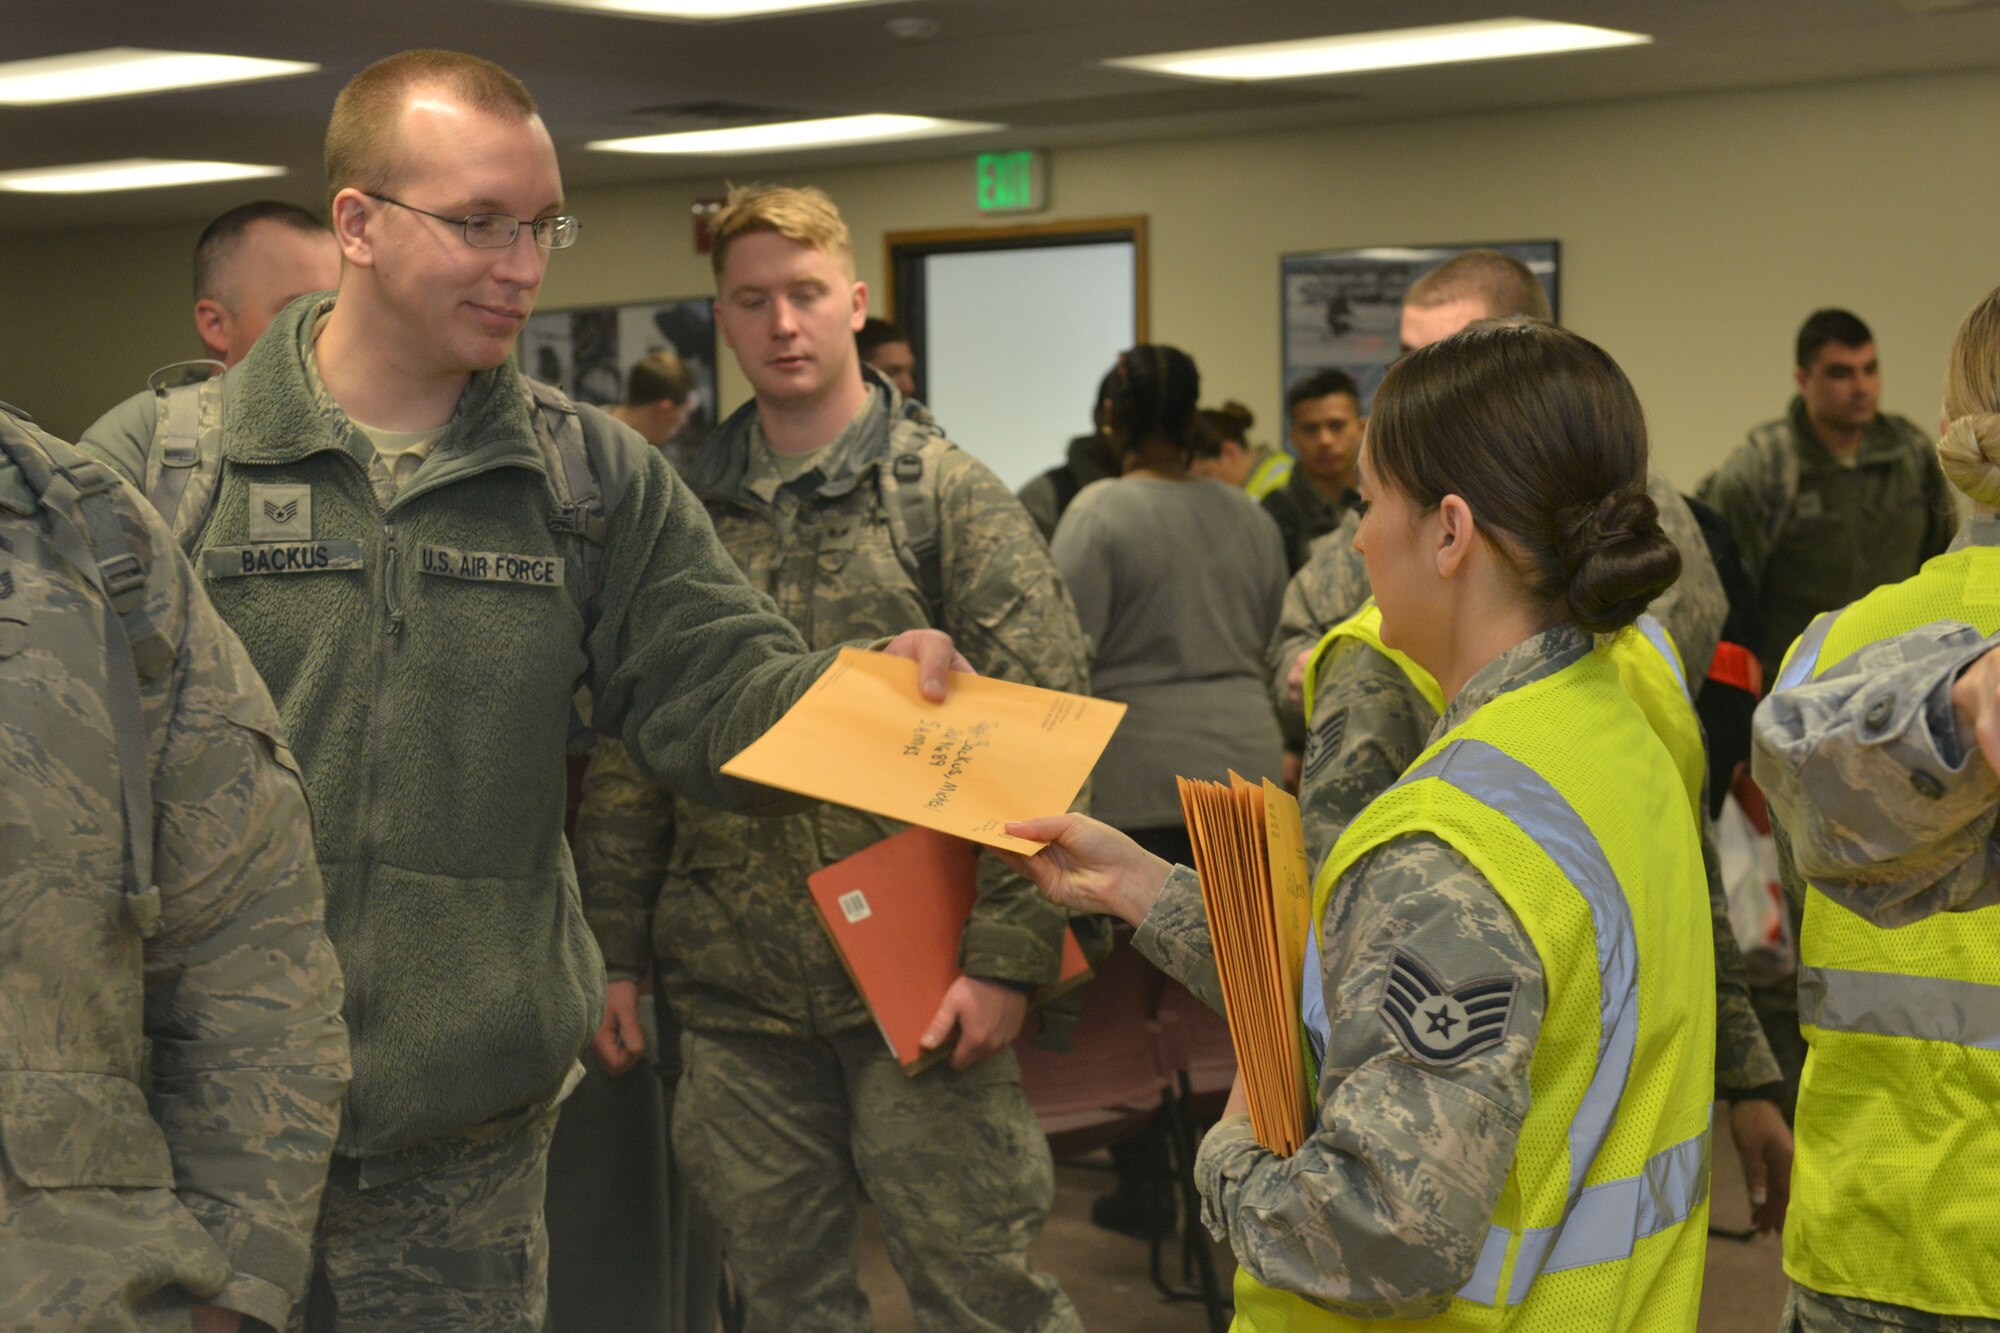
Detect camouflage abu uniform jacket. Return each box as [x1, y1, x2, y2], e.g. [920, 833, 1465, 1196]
[1753, 613, 2000, 928]
[1145, 627, 1611, 1317]
[0, 409, 347, 1331]
[1700, 398, 1957, 684]
[577, 378, 1093, 1038]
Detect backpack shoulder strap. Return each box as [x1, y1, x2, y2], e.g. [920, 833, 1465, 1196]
[526, 379, 607, 615]
[42, 432, 173, 678]
[144, 365, 227, 553]
[1749, 422, 1799, 561]
[878, 435, 945, 628]
[3, 419, 165, 936]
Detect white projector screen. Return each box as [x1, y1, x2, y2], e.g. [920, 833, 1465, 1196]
[918, 241, 1136, 494]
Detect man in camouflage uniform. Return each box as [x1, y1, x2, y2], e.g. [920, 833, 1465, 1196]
[79, 55, 962, 1330]
[0, 403, 348, 1331]
[1268, 257, 1729, 740]
[1700, 309, 1957, 686]
[1700, 308, 1956, 1128]
[577, 185, 1089, 1332]
[1755, 617, 2000, 1332]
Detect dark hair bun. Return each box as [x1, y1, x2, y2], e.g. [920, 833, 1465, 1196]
[1558, 488, 1681, 634]
[1219, 400, 1255, 434]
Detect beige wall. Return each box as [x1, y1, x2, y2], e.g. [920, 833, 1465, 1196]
[5, 65, 1994, 490]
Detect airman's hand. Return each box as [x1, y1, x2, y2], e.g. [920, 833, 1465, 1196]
[921, 975, 1029, 1071]
[1286, 647, 1313, 711]
[591, 980, 645, 1076]
[881, 629, 974, 703]
[1727, 1098, 1793, 1235]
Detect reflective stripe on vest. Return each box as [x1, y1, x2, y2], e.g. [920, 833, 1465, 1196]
[1296, 735, 1704, 1305]
[1799, 966, 2000, 1050]
[1459, 1128, 1712, 1305]
[1632, 613, 1689, 699]
[1772, 610, 1837, 693]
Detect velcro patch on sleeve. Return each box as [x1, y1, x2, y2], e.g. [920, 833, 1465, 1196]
[1380, 950, 1517, 1066]
[416, 544, 564, 588]
[1302, 707, 1345, 785]
[203, 540, 364, 579]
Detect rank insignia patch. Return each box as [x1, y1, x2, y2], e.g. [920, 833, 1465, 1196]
[1381, 950, 1517, 1066]
[246, 484, 312, 542]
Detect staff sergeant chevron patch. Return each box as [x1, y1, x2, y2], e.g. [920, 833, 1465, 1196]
[247, 483, 311, 542]
[1380, 950, 1517, 1066]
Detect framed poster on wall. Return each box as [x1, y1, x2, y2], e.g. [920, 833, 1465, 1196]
[1280, 241, 1559, 411]
[518, 296, 719, 445]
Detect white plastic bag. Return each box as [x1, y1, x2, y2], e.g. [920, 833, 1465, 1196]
[1714, 791, 1790, 963]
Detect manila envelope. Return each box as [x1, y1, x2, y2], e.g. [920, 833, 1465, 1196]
[721, 647, 1125, 854]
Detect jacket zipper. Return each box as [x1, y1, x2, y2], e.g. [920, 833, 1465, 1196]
[346, 516, 403, 1147]
[382, 523, 404, 637]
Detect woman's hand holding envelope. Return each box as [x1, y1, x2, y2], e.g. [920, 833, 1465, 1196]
[998, 814, 1173, 927]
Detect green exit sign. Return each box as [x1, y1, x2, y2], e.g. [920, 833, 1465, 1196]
[976, 150, 1045, 214]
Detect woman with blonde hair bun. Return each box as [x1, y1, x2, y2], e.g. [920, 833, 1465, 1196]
[1754, 284, 2000, 1331]
[1938, 290, 2000, 511]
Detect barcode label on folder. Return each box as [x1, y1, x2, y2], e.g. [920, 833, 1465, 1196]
[839, 890, 873, 924]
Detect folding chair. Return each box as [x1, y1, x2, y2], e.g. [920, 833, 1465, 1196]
[1152, 979, 1235, 1330]
[1013, 929, 1171, 1160]
[1016, 933, 1230, 1332]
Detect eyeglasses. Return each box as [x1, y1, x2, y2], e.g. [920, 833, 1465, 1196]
[365, 192, 580, 250]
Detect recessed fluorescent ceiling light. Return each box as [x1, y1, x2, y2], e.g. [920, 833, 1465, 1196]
[1107, 18, 1650, 82]
[590, 114, 998, 155]
[0, 159, 286, 194]
[519, 0, 881, 18]
[0, 48, 317, 106]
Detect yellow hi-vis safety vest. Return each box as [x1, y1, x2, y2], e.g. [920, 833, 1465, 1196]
[1770, 536, 2000, 1319]
[1303, 604, 1704, 823]
[1246, 449, 1295, 500]
[1238, 643, 1716, 1330]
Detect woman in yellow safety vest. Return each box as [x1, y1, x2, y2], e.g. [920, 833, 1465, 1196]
[1190, 401, 1295, 500]
[1008, 319, 1716, 1329]
[1754, 285, 2000, 1330]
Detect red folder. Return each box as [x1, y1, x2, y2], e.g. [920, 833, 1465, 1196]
[808, 825, 1093, 1073]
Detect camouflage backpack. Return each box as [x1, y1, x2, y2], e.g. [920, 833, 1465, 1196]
[0, 404, 171, 936]
[1743, 421, 1802, 573]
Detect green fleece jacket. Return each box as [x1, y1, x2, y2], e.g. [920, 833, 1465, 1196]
[82, 296, 831, 1158]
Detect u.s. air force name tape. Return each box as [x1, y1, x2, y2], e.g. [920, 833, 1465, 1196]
[203, 539, 365, 579]
[416, 544, 564, 588]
